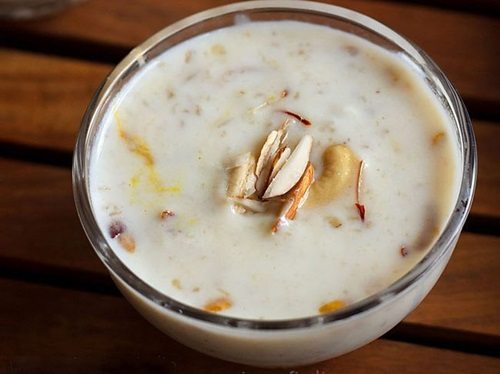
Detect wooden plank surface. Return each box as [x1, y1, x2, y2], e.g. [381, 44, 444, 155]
[1, 0, 499, 111]
[405, 233, 500, 336]
[0, 49, 110, 151]
[1, 278, 499, 373]
[472, 121, 500, 218]
[0, 159, 100, 274]
[381, 0, 500, 16]
[0, 49, 498, 218]
[1, 158, 499, 338]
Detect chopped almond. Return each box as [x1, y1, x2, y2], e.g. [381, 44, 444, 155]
[118, 233, 136, 253]
[319, 299, 347, 314]
[211, 44, 226, 55]
[272, 162, 314, 232]
[160, 210, 175, 219]
[204, 297, 233, 313]
[432, 131, 445, 145]
[171, 278, 182, 289]
[328, 217, 342, 228]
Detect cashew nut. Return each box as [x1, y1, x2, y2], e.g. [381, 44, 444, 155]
[309, 144, 359, 206]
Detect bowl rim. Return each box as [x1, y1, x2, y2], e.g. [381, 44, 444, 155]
[73, 0, 477, 330]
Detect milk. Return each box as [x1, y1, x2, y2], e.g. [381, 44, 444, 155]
[89, 21, 460, 320]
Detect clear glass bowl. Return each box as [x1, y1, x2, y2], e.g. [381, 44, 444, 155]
[73, 0, 476, 367]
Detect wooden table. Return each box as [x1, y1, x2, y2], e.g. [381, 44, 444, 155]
[1, 0, 499, 372]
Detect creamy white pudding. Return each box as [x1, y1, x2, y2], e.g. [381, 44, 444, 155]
[89, 20, 460, 321]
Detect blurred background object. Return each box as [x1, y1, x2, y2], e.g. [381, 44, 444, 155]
[0, 0, 84, 19]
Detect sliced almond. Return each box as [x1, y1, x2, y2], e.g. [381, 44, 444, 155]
[297, 184, 311, 210]
[244, 171, 257, 198]
[279, 118, 291, 131]
[272, 162, 314, 232]
[279, 129, 288, 144]
[255, 131, 278, 176]
[255, 129, 286, 195]
[283, 162, 314, 220]
[263, 135, 313, 199]
[230, 198, 268, 213]
[268, 146, 291, 183]
[227, 152, 256, 198]
[271, 203, 291, 233]
[229, 152, 255, 168]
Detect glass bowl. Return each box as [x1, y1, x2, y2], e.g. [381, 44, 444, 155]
[73, 0, 476, 367]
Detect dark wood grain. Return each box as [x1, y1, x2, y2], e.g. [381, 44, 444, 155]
[0, 49, 498, 220]
[0, 158, 499, 340]
[1, 278, 499, 373]
[0, 158, 100, 274]
[0, 48, 110, 152]
[472, 121, 500, 218]
[379, 0, 500, 17]
[405, 233, 500, 336]
[1, 0, 499, 118]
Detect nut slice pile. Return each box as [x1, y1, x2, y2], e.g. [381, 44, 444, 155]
[227, 124, 315, 232]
